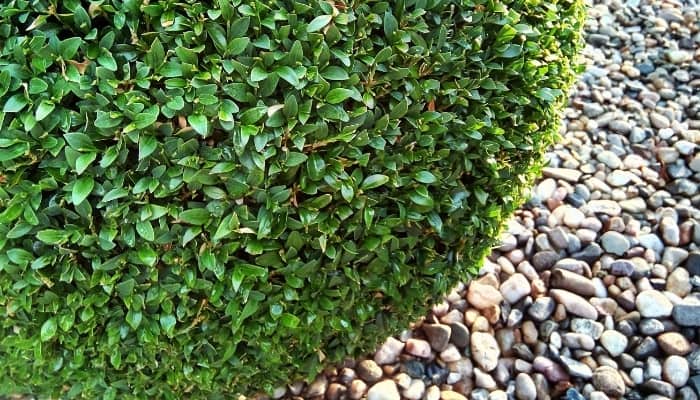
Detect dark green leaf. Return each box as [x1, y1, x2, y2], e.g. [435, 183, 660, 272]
[360, 174, 389, 190]
[307, 15, 332, 32]
[325, 88, 354, 104]
[139, 135, 158, 160]
[146, 38, 165, 68]
[72, 176, 94, 205]
[321, 66, 349, 80]
[179, 209, 210, 225]
[188, 114, 208, 136]
[3, 94, 28, 113]
[41, 318, 58, 342]
[275, 66, 299, 87]
[59, 37, 82, 59]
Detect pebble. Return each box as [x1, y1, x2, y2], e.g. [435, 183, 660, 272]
[657, 332, 692, 355]
[468, 282, 504, 310]
[515, 373, 537, 400]
[663, 356, 690, 388]
[440, 391, 467, 400]
[534, 356, 569, 382]
[307, 376, 328, 397]
[650, 112, 671, 129]
[600, 231, 630, 255]
[402, 379, 425, 400]
[405, 339, 432, 358]
[471, 332, 500, 372]
[570, 318, 604, 339]
[592, 366, 626, 397]
[367, 380, 400, 400]
[543, 168, 583, 182]
[673, 304, 700, 327]
[375, 337, 405, 365]
[358, 360, 384, 383]
[636, 290, 673, 318]
[349, 380, 368, 399]
[500, 273, 530, 304]
[600, 330, 628, 357]
[667, 268, 691, 297]
[528, 297, 556, 321]
[551, 289, 599, 319]
[561, 356, 593, 379]
[424, 324, 451, 352]
[551, 268, 597, 297]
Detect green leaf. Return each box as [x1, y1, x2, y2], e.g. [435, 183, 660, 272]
[240, 106, 267, 124]
[41, 318, 58, 342]
[139, 135, 158, 160]
[102, 187, 128, 202]
[474, 187, 488, 205]
[179, 209, 210, 225]
[275, 66, 299, 87]
[307, 154, 326, 180]
[72, 176, 94, 205]
[3, 94, 28, 113]
[28, 78, 48, 94]
[64, 133, 95, 151]
[136, 221, 155, 241]
[229, 37, 250, 55]
[414, 171, 437, 184]
[59, 37, 82, 59]
[257, 207, 271, 239]
[280, 313, 300, 328]
[230, 16, 251, 37]
[250, 67, 268, 82]
[535, 87, 561, 102]
[307, 15, 332, 32]
[500, 44, 522, 58]
[375, 47, 393, 63]
[7, 248, 32, 265]
[0, 143, 29, 162]
[361, 174, 389, 190]
[137, 247, 158, 267]
[35, 100, 55, 121]
[188, 114, 208, 136]
[98, 50, 117, 71]
[159, 314, 176, 336]
[341, 183, 354, 202]
[389, 99, 408, 119]
[146, 37, 165, 68]
[409, 188, 434, 207]
[132, 105, 160, 129]
[116, 279, 135, 298]
[321, 66, 349, 81]
[325, 88, 354, 104]
[75, 152, 96, 174]
[384, 11, 398, 38]
[286, 152, 308, 167]
[126, 310, 142, 330]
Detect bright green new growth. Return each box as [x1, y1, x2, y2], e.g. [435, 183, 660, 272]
[0, 0, 584, 397]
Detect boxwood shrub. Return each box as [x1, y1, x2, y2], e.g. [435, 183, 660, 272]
[0, 0, 584, 397]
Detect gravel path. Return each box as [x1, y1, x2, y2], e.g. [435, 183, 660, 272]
[274, 0, 700, 399]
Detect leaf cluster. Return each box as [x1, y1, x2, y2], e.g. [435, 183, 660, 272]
[0, 0, 584, 397]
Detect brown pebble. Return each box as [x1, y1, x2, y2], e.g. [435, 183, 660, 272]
[522, 321, 539, 345]
[464, 309, 480, 326]
[580, 356, 598, 371]
[603, 275, 616, 286]
[482, 304, 501, 325]
[531, 279, 548, 297]
[553, 304, 568, 322]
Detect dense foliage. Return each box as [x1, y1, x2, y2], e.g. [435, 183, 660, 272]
[0, 0, 584, 397]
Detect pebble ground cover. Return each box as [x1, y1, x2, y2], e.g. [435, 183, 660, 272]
[263, 0, 700, 399]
